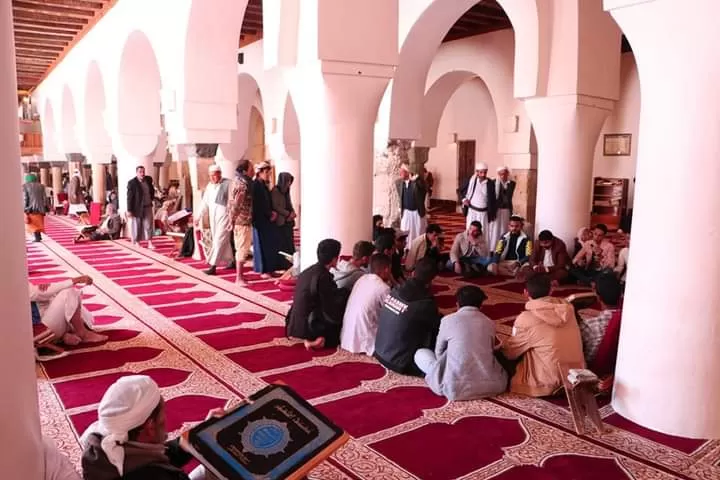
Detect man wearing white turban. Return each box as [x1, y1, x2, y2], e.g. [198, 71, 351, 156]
[395, 163, 428, 247]
[461, 162, 496, 248]
[80, 375, 217, 479]
[490, 166, 516, 249]
[195, 164, 234, 275]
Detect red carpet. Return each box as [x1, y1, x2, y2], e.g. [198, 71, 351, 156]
[31, 214, 720, 479]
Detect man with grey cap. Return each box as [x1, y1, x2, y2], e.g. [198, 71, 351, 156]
[81, 375, 218, 479]
[195, 164, 234, 275]
[461, 162, 496, 248]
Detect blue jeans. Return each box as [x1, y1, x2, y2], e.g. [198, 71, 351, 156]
[446, 256, 493, 272]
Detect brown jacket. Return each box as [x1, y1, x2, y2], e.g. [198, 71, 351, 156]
[501, 297, 585, 397]
[529, 237, 569, 272]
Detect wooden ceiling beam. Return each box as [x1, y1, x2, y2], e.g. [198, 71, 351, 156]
[17, 57, 52, 66]
[14, 21, 81, 33]
[40, 0, 104, 9]
[15, 37, 69, 47]
[12, 9, 89, 24]
[16, 48, 57, 58]
[16, 42, 65, 52]
[15, 30, 74, 41]
[13, 0, 95, 17]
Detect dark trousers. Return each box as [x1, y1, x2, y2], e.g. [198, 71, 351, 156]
[570, 267, 613, 286]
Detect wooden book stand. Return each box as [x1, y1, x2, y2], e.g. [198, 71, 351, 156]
[558, 362, 607, 435]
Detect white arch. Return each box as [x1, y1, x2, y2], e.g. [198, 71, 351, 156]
[79, 60, 112, 162]
[57, 85, 81, 154]
[388, 0, 541, 141]
[40, 99, 63, 162]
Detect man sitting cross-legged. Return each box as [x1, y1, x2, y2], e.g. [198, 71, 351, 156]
[333, 240, 375, 291]
[285, 239, 350, 350]
[340, 254, 393, 356]
[578, 273, 623, 383]
[405, 223, 448, 272]
[30, 275, 107, 345]
[414, 285, 508, 401]
[527, 230, 570, 283]
[374, 230, 406, 286]
[448, 221, 492, 276]
[499, 274, 585, 397]
[81, 375, 219, 480]
[487, 215, 533, 278]
[374, 257, 442, 376]
[571, 223, 616, 286]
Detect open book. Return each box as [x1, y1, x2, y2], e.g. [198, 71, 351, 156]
[181, 384, 348, 480]
[567, 368, 598, 385]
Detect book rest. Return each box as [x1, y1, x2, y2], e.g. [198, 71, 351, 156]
[558, 362, 607, 435]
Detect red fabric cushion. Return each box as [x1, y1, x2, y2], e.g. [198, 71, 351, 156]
[590, 309, 622, 377]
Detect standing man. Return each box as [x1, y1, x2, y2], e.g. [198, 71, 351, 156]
[491, 166, 515, 248]
[396, 163, 427, 247]
[462, 162, 496, 247]
[24, 173, 47, 242]
[68, 169, 90, 224]
[126, 165, 155, 249]
[227, 159, 254, 285]
[195, 164, 234, 275]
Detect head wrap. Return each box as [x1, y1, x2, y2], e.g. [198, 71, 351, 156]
[497, 166, 510, 173]
[276, 172, 294, 193]
[475, 162, 488, 171]
[24, 173, 36, 183]
[80, 375, 162, 476]
[73, 169, 81, 177]
[255, 160, 271, 172]
[208, 164, 221, 174]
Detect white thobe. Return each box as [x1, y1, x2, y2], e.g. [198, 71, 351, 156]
[340, 274, 390, 356]
[198, 182, 233, 266]
[29, 280, 93, 337]
[464, 176, 492, 248]
[400, 180, 426, 247]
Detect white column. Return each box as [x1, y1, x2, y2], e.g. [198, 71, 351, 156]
[524, 95, 611, 247]
[51, 165, 63, 204]
[39, 167, 49, 186]
[607, 0, 720, 439]
[291, 69, 390, 269]
[0, 1, 43, 477]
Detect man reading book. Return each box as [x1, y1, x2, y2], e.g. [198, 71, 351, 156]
[81, 375, 219, 480]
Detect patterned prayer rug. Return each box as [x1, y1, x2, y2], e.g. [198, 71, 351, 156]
[33, 215, 719, 480]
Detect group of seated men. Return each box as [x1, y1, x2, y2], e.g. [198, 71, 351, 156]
[285, 232, 625, 401]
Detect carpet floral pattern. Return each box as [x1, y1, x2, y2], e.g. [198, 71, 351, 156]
[31, 214, 719, 480]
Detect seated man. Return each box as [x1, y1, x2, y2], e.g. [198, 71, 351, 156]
[374, 230, 405, 285]
[30, 275, 107, 345]
[578, 273, 623, 379]
[405, 223, 448, 271]
[374, 257, 441, 376]
[414, 285, 508, 400]
[571, 223, 616, 286]
[81, 375, 217, 480]
[333, 240, 375, 291]
[615, 234, 629, 284]
[285, 239, 349, 349]
[528, 230, 570, 283]
[448, 221, 492, 276]
[75, 204, 122, 243]
[340, 254, 393, 356]
[488, 215, 533, 277]
[500, 274, 585, 397]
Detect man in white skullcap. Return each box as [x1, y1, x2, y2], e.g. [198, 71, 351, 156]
[490, 166, 516, 249]
[462, 162, 496, 248]
[395, 163, 428, 247]
[195, 164, 234, 275]
[80, 375, 217, 479]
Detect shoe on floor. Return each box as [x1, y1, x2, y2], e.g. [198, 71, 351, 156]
[226, 261, 236, 270]
[204, 266, 217, 275]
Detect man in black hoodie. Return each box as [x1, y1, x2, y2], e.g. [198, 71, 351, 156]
[374, 257, 442, 376]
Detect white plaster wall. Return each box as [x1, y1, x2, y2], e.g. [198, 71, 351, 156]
[592, 53, 640, 206]
[426, 79, 500, 201]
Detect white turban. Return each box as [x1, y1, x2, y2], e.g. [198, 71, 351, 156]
[80, 375, 162, 476]
[208, 164, 221, 174]
[497, 166, 510, 173]
[475, 162, 488, 171]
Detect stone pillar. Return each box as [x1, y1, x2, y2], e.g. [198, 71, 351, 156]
[0, 0, 43, 476]
[291, 69, 392, 268]
[373, 139, 411, 228]
[524, 95, 612, 248]
[607, 0, 720, 439]
[91, 164, 106, 205]
[408, 145, 429, 173]
[39, 166, 49, 186]
[108, 162, 117, 188]
[51, 165, 62, 205]
[159, 163, 170, 190]
[511, 168, 537, 228]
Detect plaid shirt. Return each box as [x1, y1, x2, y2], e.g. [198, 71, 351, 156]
[227, 175, 253, 226]
[579, 309, 618, 363]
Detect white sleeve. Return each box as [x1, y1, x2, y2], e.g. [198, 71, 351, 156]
[29, 280, 74, 302]
[464, 177, 475, 201]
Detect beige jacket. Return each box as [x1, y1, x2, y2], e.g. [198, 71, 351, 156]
[502, 296, 585, 397]
[405, 234, 429, 270]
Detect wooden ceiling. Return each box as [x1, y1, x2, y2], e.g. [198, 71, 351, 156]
[443, 1, 511, 43]
[239, 0, 262, 47]
[13, 0, 116, 93]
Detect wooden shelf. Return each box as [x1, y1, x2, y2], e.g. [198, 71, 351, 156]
[591, 177, 628, 230]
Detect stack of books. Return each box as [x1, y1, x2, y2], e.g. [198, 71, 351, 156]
[567, 369, 598, 386]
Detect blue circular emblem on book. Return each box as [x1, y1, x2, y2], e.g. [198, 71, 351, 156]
[241, 419, 291, 457]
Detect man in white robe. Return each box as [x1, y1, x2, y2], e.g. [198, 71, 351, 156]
[490, 166, 516, 249]
[195, 165, 234, 275]
[462, 162, 496, 248]
[30, 275, 106, 345]
[340, 254, 392, 356]
[396, 163, 427, 248]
